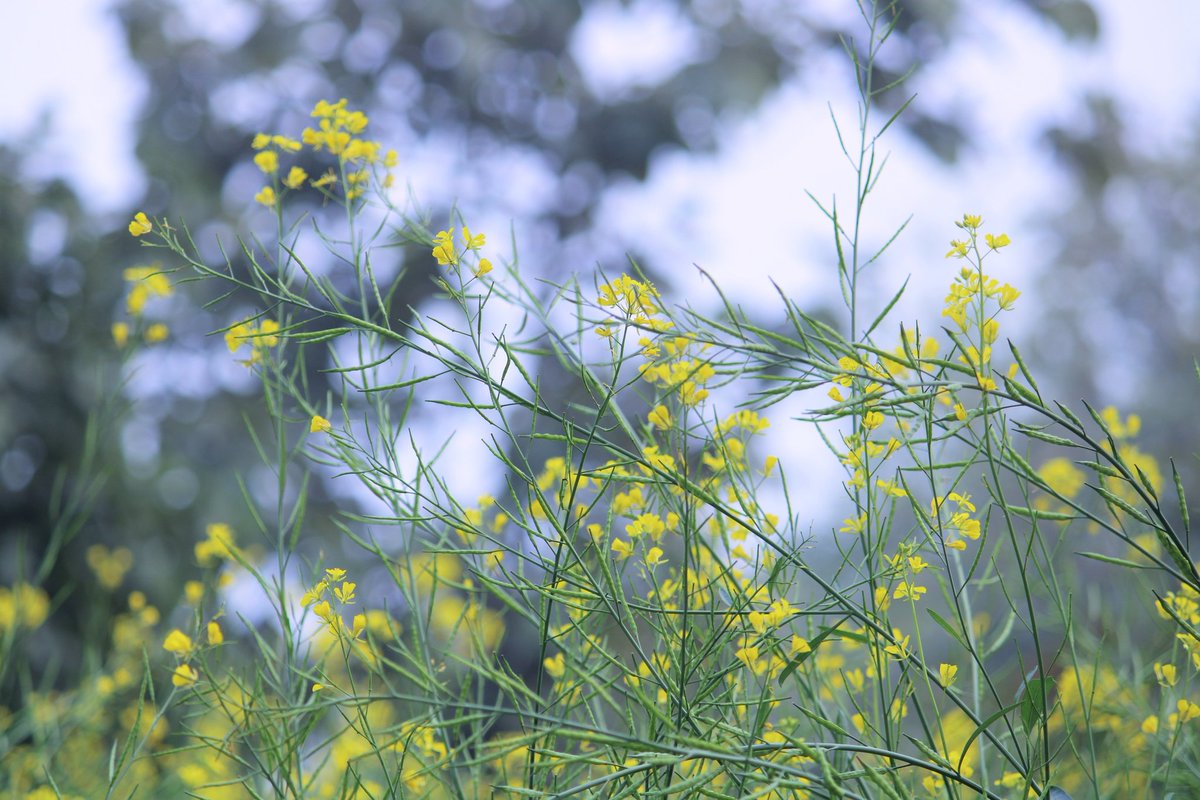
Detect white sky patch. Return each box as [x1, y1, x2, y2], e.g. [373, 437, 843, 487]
[1089, 0, 1200, 157]
[913, 0, 1091, 148]
[0, 0, 147, 214]
[569, 0, 703, 101]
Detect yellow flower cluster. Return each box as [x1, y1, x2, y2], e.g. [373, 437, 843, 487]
[0, 582, 50, 632]
[161, 619, 222, 688]
[194, 522, 240, 567]
[85, 544, 134, 590]
[113, 265, 173, 347]
[249, 98, 398, 207]
[430, 225, 492, 277]
[941, 215, 1019, 393]
[224, 317, 280, 366]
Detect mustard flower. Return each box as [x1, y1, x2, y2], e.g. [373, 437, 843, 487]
[984, 232, 1011, 249]
[1155, 662, 1178, 687]
[883, 629, 910, 660]
[543, 653, 566, 679]
[1173, 699, 1200, 724]
[128, 212, 152, 237]
[474, 258, 493, 277]
[611, 538, 634, 560]
[283, 165, 308, 189]
[112, 322, 129, 347]
[253, 150, 279, 174]
[839, 513, 866, 535]
[255, 186, 277, 207]
[194, 522, 238, 566]
[86, 544, 134, 589]
[310, 415, 332, 433]
[462, 225, 486, 249]
[145, 323, 169, 343]
[162, 629, 193, 656]
[432, 229, 457, 266]
[184, 581, 204, 605]
[0, 583, 50, 631]
[123, 265, 173, 317]
[940, 663, 958, 687]
[171, 663, 198, 687]
[945, 239, 969, 259]
[332, 581, 357, 604]
[207, 620, 224, 645]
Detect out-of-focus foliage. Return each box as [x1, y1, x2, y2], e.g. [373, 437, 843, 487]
[13, 0, 1185, 702]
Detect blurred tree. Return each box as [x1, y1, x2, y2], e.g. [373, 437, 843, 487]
[5, 0, 1128, 691]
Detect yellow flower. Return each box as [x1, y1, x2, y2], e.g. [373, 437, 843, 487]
[145, 323, 169, 343]
[648, 404, 672, 431]
[611, 538, 634, 561]
[462, 226, 486, 249]
[184, 581, 204, 605]
[940, 663, 958, 688]
[253, 150, 279, 174]
[333, 581, 357, 604]
[543, 653, 566, 679]
[171, 664, 199, 687]
[984, 232, 1011, 249]
[1174, 699, 1200, 724]
[432, 229, 457, 266]
[1155, 662, 1178, 687]
[325, 567, 347, 581]
[310, 415, 332, 433]
[0, 584, 51, 631]
[474, 258, 493, 277]
[194, 523, 238, 566]
[283, 166, 308, 189]
[112, 322, 129, 347]
[839, 513, 867, 535]
[945, 239, 969, 259]
[86, 544, 134, 589]
[644, 546, 666, 567]
[128, 212, 152, 237]
[162, 629, 193, 656]
[883, 628, 910, 660]
[207, 620, 224, 645]
[255, 186, 277, 207]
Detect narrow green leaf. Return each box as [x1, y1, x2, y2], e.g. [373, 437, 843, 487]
[925, 608, 969, 651]
[1019, 676, 1054, 737]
